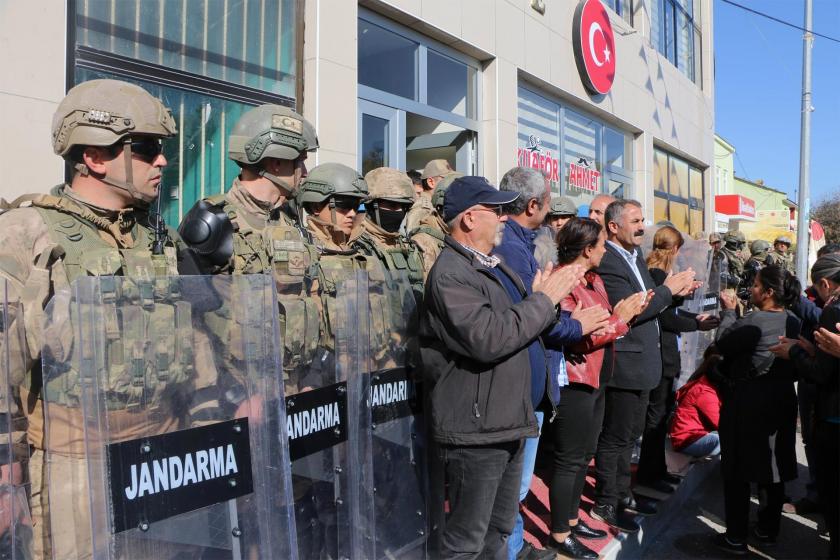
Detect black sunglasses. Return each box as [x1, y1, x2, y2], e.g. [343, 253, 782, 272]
[330, 196, 361, 211]
[124, 137, 164, 163]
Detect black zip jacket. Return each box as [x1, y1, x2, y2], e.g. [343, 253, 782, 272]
[420, 236, 558, 445]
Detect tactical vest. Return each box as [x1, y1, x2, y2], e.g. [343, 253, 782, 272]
[204, 194, 321, 376]
[27, 194, 189, 411]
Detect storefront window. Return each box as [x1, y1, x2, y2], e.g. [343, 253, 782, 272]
[654, 148, 705, 235]
[358, 19, 418, 100]
[517, 86, 633, 210]
[73, 0, 300, 224]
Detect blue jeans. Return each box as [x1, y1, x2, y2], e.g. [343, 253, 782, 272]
[681, 431, 720, 457]
[508, 411, 544, 559]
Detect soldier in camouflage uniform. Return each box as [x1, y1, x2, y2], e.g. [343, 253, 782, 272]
[740, 239, 772, 300]
[408, 172, 463, 279]
[404, 159, 454, 234]
[178, 105, 322, 395]
[720, 230, 747, 289]
[0, 79, 208, 557]
[767, 235, 795, 275]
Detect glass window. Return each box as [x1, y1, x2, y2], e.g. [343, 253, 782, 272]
[76, 0, 298, 98]
[358, 19, 418, 100]
[604, 126, 630, 169]
[601, 0, 634, 26]
[361, 114, 390, 175]
[563, 109, 602, 205]
[427, 50, 475, 118]
[653, 148, 704, 235]
[517, 87, 561, 192]
[649, 0, 701, 85]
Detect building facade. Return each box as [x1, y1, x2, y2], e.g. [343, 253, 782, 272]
[1, 0, 715, 232]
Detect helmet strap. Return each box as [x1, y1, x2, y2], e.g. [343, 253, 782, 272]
[74, 140, 150, 204]
[259, 169, 295, 198]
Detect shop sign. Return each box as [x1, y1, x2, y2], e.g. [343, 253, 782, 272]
[573, 0, 616, 95]
[567, 158, 601, 192]
[517, 135, 560, 182]
[715, 194, 756, 219]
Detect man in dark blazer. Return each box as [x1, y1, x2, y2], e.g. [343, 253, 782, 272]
[590, 199, 697, 532]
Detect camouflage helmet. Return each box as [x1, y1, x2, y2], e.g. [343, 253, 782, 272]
[431, 172, 464, 209]
[297, 163, 367, 204]
[750, 239, 771, 255]
[774, 235, 792, 246]
[52, 79, 176, 157]
[228, 104, 311, 165]
[724, 230, 746, 244]
[302, 118, 319, 152]
[548, 195, 577, 217]
[364, 167, 414, 205]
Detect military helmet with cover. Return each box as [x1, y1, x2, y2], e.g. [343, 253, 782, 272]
[724, 229, 746, 246]
[750, 239, 771, 255]
[364, 167, 414, 205]
[548, 195, 577, 217]
[298, 163, 368, 204]
[431, 172, 464, 210]
[52, 79, 176, 202]
[774, 235, 792, 246]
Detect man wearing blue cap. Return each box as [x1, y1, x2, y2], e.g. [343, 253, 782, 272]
[421, 176, 585, 559]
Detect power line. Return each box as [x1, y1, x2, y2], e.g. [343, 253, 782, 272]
[720, 0, 840, 44]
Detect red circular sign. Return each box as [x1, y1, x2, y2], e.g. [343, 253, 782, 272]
[572, 0, 616, 95]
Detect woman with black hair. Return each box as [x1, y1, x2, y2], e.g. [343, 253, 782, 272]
[713, 265, 802, 555]
[546, 218, 647, 558]
[771, 254, 840, 558]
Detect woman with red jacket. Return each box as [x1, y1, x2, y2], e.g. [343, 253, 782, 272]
[670, 354, 723, 457]
[547, 218, 647, 559]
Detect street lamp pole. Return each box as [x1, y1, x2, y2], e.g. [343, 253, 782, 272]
[795, 0, 814, 281]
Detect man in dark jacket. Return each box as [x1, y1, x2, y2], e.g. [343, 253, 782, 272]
[493, 167, 609, 560]
[591, 199, 696, 532]
[421, 176, 584, 559]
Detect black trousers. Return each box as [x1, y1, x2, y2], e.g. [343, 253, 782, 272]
[637, 376, 675, 483]
[440, 440, 525, 560]
[815, 420, 839, 558]
[549, 383, 606, 533]
[723, 479, 785, 541]
[594, 387, 649, 506]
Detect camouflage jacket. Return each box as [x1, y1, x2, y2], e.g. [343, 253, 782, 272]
[408, 211, 448, 280]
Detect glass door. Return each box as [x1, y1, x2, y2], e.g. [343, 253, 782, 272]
[358, 99, 403, 174]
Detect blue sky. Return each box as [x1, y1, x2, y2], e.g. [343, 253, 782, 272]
[714, 0, 839, 206]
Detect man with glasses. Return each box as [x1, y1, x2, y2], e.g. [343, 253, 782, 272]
[421, 175, 585, 559]
[0, 78, 197, 557]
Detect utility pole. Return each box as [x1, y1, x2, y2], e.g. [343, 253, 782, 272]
[795, 0, 814, 281]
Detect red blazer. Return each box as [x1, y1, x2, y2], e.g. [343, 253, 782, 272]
[560, 270, 629, 389]
[669, 374, 722, 451]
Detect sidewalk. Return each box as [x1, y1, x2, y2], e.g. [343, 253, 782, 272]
[520, 430, 828, 559]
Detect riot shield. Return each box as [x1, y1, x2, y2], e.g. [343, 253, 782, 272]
[282, 269, 373, 560]
[0, 279, 33, 559]
[41, 275, 294, 559]
[366, 268, 427, 559]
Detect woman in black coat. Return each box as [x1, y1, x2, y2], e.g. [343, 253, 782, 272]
[713, 265, 801, 555]
[637, 226, 719, 490]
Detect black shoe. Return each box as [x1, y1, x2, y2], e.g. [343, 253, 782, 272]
[752, 526, 777, 547]
[571, 518, 608, 540]
[661, 473, 683, 486]
[636, 478, 676, 495]
[713, 533, 748, 556]
[547, 534, 599, 559]
[590, 503, 639, 533]
[515, 542, 556, 560]
[619, 496, 657, 516]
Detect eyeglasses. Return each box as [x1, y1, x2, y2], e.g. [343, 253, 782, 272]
[330, 196, 361, 212]
[471, 205, 504, 217]
[125, 137, 164, 163]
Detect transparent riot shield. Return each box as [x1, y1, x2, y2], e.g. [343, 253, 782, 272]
[41, 275, 294, 559]
[0, 279, 33, 559]
[366, 267, 427, 559]
[282, 269, 372, 560]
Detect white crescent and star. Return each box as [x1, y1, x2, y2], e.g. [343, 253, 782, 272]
[587, 21, 611, 67]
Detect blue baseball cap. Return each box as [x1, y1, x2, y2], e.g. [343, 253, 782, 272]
[442, 176, 519, 222]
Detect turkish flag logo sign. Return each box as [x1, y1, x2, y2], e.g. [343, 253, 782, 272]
[573, 0, 616, 95]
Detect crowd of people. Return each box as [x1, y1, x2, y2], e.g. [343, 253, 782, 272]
[1, 78, 839, 560]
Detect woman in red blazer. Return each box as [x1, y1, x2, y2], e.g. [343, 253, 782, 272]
[547, 218, 647, 559]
